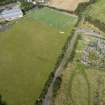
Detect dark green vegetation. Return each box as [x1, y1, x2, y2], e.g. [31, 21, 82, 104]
[0, 7, 77, 105]
[54, 34, 105, 105]
[21, 1, 34, 12]
[53, 76, 62, 97]
[0, 95, 7, 105]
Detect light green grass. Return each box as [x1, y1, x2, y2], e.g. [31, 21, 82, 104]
[0, 7, 77, 105]
[29, 7, 77, 31]
[84, 0, 105, 24]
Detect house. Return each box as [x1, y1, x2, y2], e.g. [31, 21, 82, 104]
[27, 0, 33, 2]
[26, 0, 44, 4]
[36, 0, 45, 3]
[0, 6, 23, 21]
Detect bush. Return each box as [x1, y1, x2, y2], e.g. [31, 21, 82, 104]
[53, 76, 62, 97]
[21, 1, 34, 12]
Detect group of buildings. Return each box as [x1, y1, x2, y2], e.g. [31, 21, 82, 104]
[0, 5, 23, 21]
[0, 0, 45, 22]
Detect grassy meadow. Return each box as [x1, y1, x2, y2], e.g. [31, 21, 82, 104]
[0, 7, 77, 105]
[84, 0, 105, 24]
[54, 34, 105, 105]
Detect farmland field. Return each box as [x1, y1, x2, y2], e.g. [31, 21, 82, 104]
[48, 0, 89, 11]
[54, 34, 105, 105]
[0, 7, 77, 105]
[84, 0, 105, 24]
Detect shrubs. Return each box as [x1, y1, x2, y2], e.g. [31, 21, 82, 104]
[21, 1, 35, 12]
[53, 76, 62, 97]
[35, 72, 54, 105]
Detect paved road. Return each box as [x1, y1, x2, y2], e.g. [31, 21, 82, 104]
[43, 27, 104, 105]
[76, 28, 105, 39]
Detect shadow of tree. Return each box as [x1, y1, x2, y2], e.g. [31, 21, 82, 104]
[0, 95, 7, 105]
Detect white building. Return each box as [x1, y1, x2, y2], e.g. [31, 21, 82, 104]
[0, 6, 23, 21]
[27, 0, 33, 2]
[26, 0, 44, 4]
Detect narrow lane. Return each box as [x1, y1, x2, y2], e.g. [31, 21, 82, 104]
[44, 29, 79, 105]
[43, 27, 104, 105]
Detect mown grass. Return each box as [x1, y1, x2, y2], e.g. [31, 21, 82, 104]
[54, 34, 105, 105]
[84, 0, 105, 24]
[0, 7, 77, 105]
[29, 7, 77, 32]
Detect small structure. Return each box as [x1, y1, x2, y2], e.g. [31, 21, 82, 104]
[26, 0, 44, 4]
[27, 0, 33, 2]
[0, 5, 23, 21]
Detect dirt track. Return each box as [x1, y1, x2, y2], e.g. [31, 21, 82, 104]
[48, 0, 89, 11]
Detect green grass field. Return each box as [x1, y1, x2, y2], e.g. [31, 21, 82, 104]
[84, 0, 105, 24]
[28, 7, 77, 33]
[0, 7, 77, 105]
[54, 34, 105, 105]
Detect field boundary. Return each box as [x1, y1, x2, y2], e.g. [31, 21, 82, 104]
[35, 28, 78, 105]
[75, 0, 105, 33]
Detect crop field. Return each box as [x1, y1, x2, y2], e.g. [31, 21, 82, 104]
[84, 0, 105, 24]
[48, 0, 89, 11]
[0, 7, 77, 105]
[54, 34, 105, 105]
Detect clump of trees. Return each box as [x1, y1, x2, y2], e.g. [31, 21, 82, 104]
[35, 72, 54, 105]
[53, 76, 62, 97]
[21, 1, 34, 12]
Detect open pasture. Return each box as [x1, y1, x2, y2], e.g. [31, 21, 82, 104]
[0, 7, 77, 105]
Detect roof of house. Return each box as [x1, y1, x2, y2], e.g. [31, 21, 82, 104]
[0, 6, 23, 21]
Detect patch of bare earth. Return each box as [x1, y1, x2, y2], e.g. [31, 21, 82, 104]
[47, 0, 89, 11]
